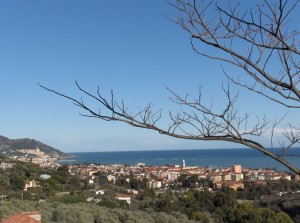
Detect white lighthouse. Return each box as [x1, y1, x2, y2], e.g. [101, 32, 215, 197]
[182, 159, 186, 168]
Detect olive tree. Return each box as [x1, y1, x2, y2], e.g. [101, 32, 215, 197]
[40, 0, 300, 174]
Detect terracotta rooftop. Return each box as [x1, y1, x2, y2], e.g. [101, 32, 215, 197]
[0, 211, 41, 223]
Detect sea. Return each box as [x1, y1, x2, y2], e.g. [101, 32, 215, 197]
[59, 148, 300, 172]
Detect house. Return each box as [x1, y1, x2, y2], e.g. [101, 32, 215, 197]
[167, 172, 178, 181]
[115, 193, 131, 204]
[197, 173, 207, 179]
[269, 174, 282, 181]
[282, 174, 291, 181]
[88, 170, 98, 176]
[222, 181, 244, 190]
[127, 189, 138, 195]
[257, 175, 266, 181]
[209, 173, 222, 182]
[231, 173, 244, 181]
[215, 181, 244, 190]
[107, 175, 116, 183]
[148, 180, 162, 189]
[0, 162, 15, 170]
[24, 180, 40, 191]
[95, 190, 106, 195]
[231, 165, 242, 174]
[40, 174, 51, 180]
[222, 172, 232, 181]
[0, 211, 42, 223]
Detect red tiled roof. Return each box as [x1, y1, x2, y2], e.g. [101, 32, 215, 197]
[1, 211, 41, 223]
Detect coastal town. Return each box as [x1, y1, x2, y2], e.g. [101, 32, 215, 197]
[2, 0, 300, 221]
[1, 146, 300, 222]
[68, 160, 295, 195]
[2, 147, 296, 194]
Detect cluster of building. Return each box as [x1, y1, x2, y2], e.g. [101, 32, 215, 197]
[12, 147, 60, 167]
[68, 160, 293, 193]
[0, 161, 15, 170]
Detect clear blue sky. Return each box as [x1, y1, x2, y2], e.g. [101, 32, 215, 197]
[0, 1, 298, 152]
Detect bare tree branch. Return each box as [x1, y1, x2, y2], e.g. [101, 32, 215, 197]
[174, 0, 300, 106]
[39, 81, 300, 174]
[39, 0, 300, 175]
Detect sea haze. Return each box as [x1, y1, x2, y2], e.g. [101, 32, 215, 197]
[61, 148, 300, 172]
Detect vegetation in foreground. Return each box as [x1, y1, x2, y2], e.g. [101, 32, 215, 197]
[0, 199, 197, 223]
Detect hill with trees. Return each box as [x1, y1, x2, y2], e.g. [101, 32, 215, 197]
[0, 135, 67, 158]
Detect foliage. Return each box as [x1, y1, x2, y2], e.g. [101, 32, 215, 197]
[0, 199, 197, 223]
[99, 196, 119, 209]
[260, 193, 300, 221]
[138, 186, 297, 222]
[237, 179, 300, 200]
[138, 188, 156, 200]
[217, 202, 293, 223]
[53, 194, 86, 204]
[0, 160, 87, 203]
[9, 172, 25, 191]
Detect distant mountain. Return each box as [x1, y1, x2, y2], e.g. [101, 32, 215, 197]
[0, 135, 68, 158]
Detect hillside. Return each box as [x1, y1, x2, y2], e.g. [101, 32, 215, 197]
[0, 135, 68, 158]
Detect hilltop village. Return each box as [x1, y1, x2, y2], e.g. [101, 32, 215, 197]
[13, 147, 60, 167]
[0, 146, 61, 169]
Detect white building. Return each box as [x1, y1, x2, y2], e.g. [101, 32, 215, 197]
[115, 193, 131, 204]
[95, 190, 106, 195]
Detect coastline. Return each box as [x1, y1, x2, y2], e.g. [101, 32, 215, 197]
[58, 148, 300, 171]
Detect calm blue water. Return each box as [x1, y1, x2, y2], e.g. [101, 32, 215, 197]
[61, 148, 300, 172]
